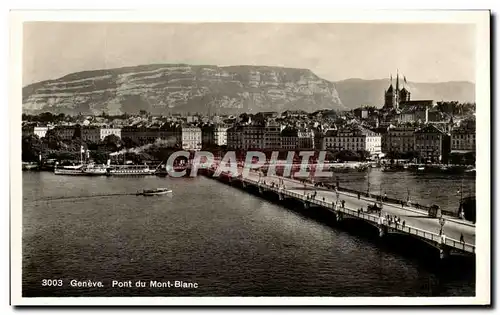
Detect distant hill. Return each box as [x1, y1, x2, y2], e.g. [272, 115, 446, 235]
[334, 78, 475, 109]
[22, 64, 346, 115]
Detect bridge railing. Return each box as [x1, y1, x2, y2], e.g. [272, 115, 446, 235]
[241, 177, 475, 254]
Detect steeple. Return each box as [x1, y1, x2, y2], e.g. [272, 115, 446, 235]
[395, 69, 400, 109]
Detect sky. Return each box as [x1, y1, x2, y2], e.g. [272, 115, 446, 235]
[22, 22, 476, 86]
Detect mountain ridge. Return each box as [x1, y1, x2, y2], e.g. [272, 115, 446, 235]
[22, 63, 475, 114]
[23, 63, 345, 115]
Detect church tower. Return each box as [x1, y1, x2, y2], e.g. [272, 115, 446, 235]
[383, 74, 396, 109]
[399, 75, 411, 105]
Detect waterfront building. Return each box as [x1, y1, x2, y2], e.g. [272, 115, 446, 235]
[181, 127, 202, 151]
[280, 127, 299, 150]
[313, 129, 325, 150]
[34, 126, 49, 138]
[414, 124, 451, 163]
[227, 125, 244, 150]
[214, 126, 228, 146]
[451, 126, 476, 152]
[53, 125, 78, 141]
[81, 126, 101, 143]
[264, 120, 281, 150]
[297, 129, 314, 150]
[121, 126, 181, 146]
[201, 125, 215, 148]
[242, 125, 265, 150]
[22, 125, 50, 138]
[323, 125, 382, 156]
[100, 127, 122, 141]
[385, 125, 417, 154]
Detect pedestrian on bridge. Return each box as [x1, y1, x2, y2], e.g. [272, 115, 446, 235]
[402, 220, 405, 228]
[357, 192, 360, 200]
[341, 200, 345, 209]
[460, 233, 465, 244]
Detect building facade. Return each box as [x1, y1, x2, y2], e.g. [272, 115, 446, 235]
[100, 127, 122, 141]
[451, 127, 476, 152]
[385, 126, 417, 154]
[323, 125, 382, 156]
[227, 126, 243, 150]
[414, 125, 451, 163]
[242, 125, 265, 150]
[214, 126, 228, 146]
[81, 127, 101, 143]
[53, 126, 78, 141]
[181, 127, 202, 151]
[264, 121, 281, 150]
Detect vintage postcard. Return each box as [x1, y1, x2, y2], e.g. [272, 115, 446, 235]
[10, 10, 490, 306]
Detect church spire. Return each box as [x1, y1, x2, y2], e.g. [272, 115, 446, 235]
[396, 69, 399, 92]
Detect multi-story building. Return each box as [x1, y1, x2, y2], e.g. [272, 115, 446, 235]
[397, 106, 429, 124]
[121, 126, 181, 146]
[201, 125, 215, 149]
[297, 129, 314, 150]
[451, 126, 476, 152]
[313, 129, 324, 150]
[81, 127, 101, 143]
[385, 125, 417, 154]
[414, 124, 451, 163]
[214, 126, 228, 146]
[53, 126, 78, 141]
[323, 125, 382, 156]
[264, 120, 281, 150]
[242, 125, 265, 150]
[280, 127, 299, 150]
[100, 127, 122, 141]
[181, 127, 202, 151]
[227, 126, 244, 150]
[36, 126, 50, 138]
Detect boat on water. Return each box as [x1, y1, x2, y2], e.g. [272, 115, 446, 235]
[54, 164, 87, 175]
[54, 163, 108, 176]
[417, 166, 425, 171]
[136, 188, 172, 196]
[83, 163, 108, 176]
[22, 162, 39, 171]
[108, 164, 156, 176]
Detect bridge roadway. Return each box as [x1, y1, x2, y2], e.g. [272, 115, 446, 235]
[236, 171, 475, 255]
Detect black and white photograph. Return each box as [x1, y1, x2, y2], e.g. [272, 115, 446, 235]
[10, 9, 490, 306]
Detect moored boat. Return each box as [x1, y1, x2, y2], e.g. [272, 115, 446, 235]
[22, 162, 39, 171]
[83, 163, 108, 176]
[54, 164, 86, 176]
[109, 164, 156, 176]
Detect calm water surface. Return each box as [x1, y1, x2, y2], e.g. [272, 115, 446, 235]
[22, 170, 475, 297]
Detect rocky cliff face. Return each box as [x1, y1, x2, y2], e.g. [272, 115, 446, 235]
[23, 64, 345, 115]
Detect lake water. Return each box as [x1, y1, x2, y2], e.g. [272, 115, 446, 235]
[22, 171, 475, 297]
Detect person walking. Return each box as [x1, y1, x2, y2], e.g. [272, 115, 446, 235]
[402, 220, 405, 228]
[357, 192, 360, 200]
[460, 233, 465, 244]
